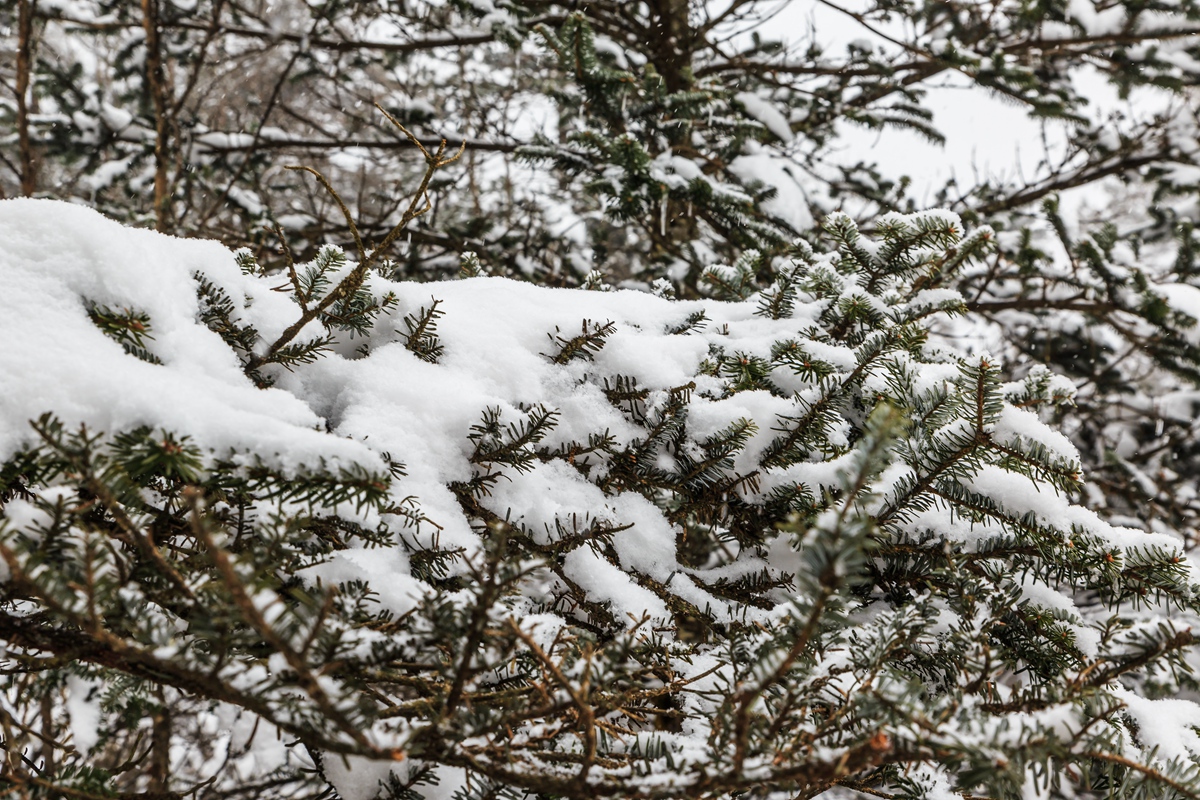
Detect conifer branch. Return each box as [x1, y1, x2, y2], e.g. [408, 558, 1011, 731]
[1083, 752, 1200, 800]
[283, 165, 366, 266]
[186, 490, 402, 760]
[244, 107, 464, 377]
[507, 619, 599, 788]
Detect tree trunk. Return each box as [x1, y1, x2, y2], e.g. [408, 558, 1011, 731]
[649, 0, 693, 94]
[40, 688, 55, 777]
[142, 0, 173, 232]
[645, 2, 701, 281]
[16, 0, 37, 197]
[150, 687, 171, 793]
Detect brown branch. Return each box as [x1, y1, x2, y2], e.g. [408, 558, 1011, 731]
[205, 134, 518, 153]
[196, 39, 305, 229]
[169, 0, 226, 117]
[274, 224, 303, 302]
[0, 608, 372, 759]
[79, 473, 196, 603]
[1084, 751, 1200, 800]
[730, 586, 830, 773]
[372, 102, 467, 255]
[243, 107, 463, 376]
[149, 687, 171, 795]
[508, 619, 598, 788]
[441, 530, 507, 716]
[1003, 27, 1200, 55]
[185, 490, 397, 759]
[282, 165, 367, 264]
[971, 152, 1163, 216]
[694, 57, 933, 80]
[2, 769, 184, 800]
[968, 298, 1117, 315]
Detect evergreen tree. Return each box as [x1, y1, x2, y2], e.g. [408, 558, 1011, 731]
[5, 0, 1200, 279]
[4, 1, 1200, 798]
[3, 198, 1200, 800]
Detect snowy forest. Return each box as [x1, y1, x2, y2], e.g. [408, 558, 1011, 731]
[5, 0, 1200, 798]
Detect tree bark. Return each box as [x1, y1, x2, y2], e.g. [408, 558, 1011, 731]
[142, 0, 173, 232]
[649, 0, 694, 94]
[16, 0, 37, 196]
[645, 2, 702, 278]
[40, 688, 55, 777]
[150, 687, 171, 794]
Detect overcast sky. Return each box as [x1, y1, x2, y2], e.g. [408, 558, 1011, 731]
[764, 0, 1138, 208]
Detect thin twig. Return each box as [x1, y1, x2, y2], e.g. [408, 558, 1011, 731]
[244, 106, 464, 377]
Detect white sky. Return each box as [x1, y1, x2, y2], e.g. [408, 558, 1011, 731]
[763, 0, 1160, 207]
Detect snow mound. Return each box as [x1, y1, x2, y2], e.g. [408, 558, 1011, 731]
[0, 199, 378, 473]
[0, 198, 820, 622]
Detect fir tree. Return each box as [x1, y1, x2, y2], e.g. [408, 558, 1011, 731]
[3, 201, 1200, 800]
[5, 1, 1200, 798]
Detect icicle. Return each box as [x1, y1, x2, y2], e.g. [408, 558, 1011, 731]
[660, 195, 668, 237]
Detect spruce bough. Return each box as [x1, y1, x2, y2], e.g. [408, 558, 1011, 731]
[1, 206, 1198, 800]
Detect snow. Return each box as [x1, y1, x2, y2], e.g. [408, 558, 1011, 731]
[1016, 575, 1100, 657]
[0, 199, 379, 476]
[3, 199, 1198, 797]
[735, 92, 795, 143]
[86, 157, 135, 191]
[98, 102, 133, 132]
[1110, 686, 1200, 762]
[195, 131, 257, 149]
[1067, 0, 1127, 35]
[0, 198, 818, 625]
[66, 674, 102, 755]
[1156, 281, 1200, 344]
[992, 404, 1081, 464]
[593, 35, 631, 69]
[323, 755, 401, 800]
[563, 547, 669, 620]
[728, 144, 815, 233]
[302, 546, 425, 616]
[685, 390, 796, 475]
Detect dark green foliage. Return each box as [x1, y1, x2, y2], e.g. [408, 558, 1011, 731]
[703, 250, 768, 301]
[399, 299, 445, 363]
[665, 309, 708, 335]
[459, 251, 485, 278]
[195, 273, 260, 360]
[521, 14, 791, 288]
[6, 181, 1200, 800]
[720, 351, 775, 393]
[10, 0, 1200, 797]
[545, 319, 616, 364]
[305, 245, 399, 339]
[467, 404, 561, 477]
[86, 303, 162, 365]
